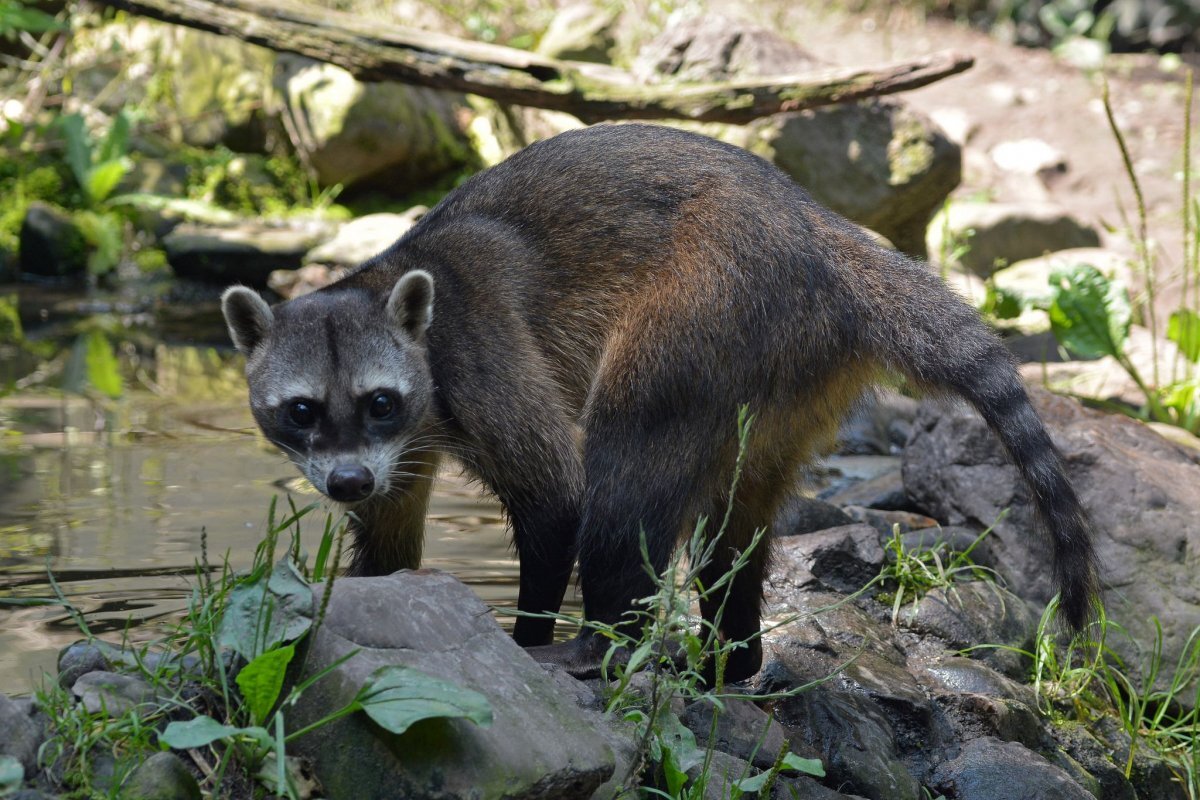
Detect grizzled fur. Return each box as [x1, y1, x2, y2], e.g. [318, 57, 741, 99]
[223, 124, 1098, 682]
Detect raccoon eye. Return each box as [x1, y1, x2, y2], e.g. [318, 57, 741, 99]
[368, 391, 396, 419]
[288, 400, 317, 427]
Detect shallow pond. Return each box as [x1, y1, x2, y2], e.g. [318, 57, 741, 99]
[0, 284, 566, 696]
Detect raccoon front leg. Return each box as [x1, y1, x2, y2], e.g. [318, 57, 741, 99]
[345, 448, 441, 576]
[436, 346, 585, 647]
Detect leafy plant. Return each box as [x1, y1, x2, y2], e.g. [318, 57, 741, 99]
[0, 0, 62, 39]
[993, 600, 1200, 798]
[876, 517, 1001, 624]
[31, 498, 493, 799]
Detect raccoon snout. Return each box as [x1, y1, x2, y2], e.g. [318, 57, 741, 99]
[326, 464, 375, 503]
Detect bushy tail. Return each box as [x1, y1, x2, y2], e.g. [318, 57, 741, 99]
[870, 255, 1099, 630]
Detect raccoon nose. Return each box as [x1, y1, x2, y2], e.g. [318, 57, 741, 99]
[326, 465, 375, 502]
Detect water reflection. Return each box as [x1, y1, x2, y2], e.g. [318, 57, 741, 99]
[0, 292, 579, 695]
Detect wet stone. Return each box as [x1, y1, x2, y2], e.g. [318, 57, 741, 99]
[1052, 724, 1137, 800]
[57, 641, 112, 689]
[824, 468, 910, 512]
[122, 752, 202, 800]
[774, 495, 854, 537]
[842, 506, 938, 536]
[933, 692, 1045, 750]
[681, 696, 789, 771]
[774, 690, 921, 800]
[772, 524, 884, 595]
[931, 736, 1093, 799]
[72, 671, 158, 717]
[0, 694, 43, 775]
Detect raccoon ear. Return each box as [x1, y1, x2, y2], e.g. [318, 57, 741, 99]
[221, 286, 274, 356]
[387, 270, 434, 342]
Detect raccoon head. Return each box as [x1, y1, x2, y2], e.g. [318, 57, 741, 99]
[221, 271, 435, 505]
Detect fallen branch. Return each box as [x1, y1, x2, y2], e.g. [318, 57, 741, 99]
[97, 0, 973, 124]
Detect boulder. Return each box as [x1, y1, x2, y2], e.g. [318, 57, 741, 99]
[823, 468, 909, 511]
[273, 55, 474, 194]
[770, 524, 884, 596]
[632, 17, 960, 257]
[930, 737, 1095, 800]
[903, 388, 1200, 678]
[534, 2, 618, 63]
[773, 690, 921, 800]
[70, 20, 273, 151]
[72, 671, 158, 717]
[0, 695, 42, 776]
[163, 219, 333, 286]
[121, 752, 202, 800]
[773, 495, 854, 537]
[927, 201, 1101, 278]
[680, 696, 790, 771]
[18, 202, 88, 278]
[286, 569, 616, 800]
[302, 208, 427, 269]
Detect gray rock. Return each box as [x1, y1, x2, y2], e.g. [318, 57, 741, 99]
[19, 202, 88, 278]
[903, 388, 1200, 682]
[897, 581, 1037, 677]
[843, 507, 939, 538]
[927, 201, 1101, 277]
[824, 469, 909, 511]
[71, 672, 158, 717]
[70, 21, 273, 151]
[933, 692, 1046, 750]
[1052, 725, 1137, 800]
[774, 496, 854, 537]
[121, 752, 202, 800]
[302, 208, 426, 269]
[273, 55, 473, 194]
[0, 694, 42, 775]
[287, 570, 616, 799]
[681, 696, 790, 771]
[990, 138, 1067, 177]
[57, 641, 112, 690]
[535, 2, 618, 63]
[774, 690, 921, 800]
[685, 749, 757, 799]
[931, 737, 1094, 799]
[749, 102, 959, 257]
[913, 656, 1036, 707]
[633, 17, 959, 257]
[163, 219, 333, 286]
[837, 392, 921, 456]
[772, 524, 884, 595]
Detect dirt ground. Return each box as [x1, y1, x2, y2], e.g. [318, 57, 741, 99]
[719, 2, 1198, 314]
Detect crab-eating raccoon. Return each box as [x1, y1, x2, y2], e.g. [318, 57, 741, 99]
[222, 123, 1098, 682]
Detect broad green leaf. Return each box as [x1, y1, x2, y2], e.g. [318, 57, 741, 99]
[734, 771, 771, 792]
[83, 329, 122, 399]
[1168, 309, 1200, 364]
[85, 159, 130, 205]
[1047, 263, 1130, 360]
[781, 752, 825, 777]
[160, 716, 274, 751]
[236, 644, 295, 725]
[59, 113, 92, 192]
[983, 282, 1025, 320]
[356, 665, 493, 735]
[160, 716, 242, 749]
[218, 558, 312, 660]
[0, 754, 22, 792]
[97, 110, 131, 165]
[75, 210, 124, 276]
[656, 711, 705, 794]
[0, 1, 63, 37]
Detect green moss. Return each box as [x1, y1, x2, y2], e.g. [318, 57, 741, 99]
[887, 114, 935, 186]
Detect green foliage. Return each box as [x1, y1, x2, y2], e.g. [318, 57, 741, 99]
[59, 111, 132, 207]
[30, 497, 492, 799]
[1045, 263, 1131, 360]
[876, 519, 999, 624]
[994, 601, 1200, 797]
[0, 295, 21, 345]
[0, 0, 63, 39]
[0, 755, 22, 795]
[80, 328, 123, 399]
[355, 665, 494, 735]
